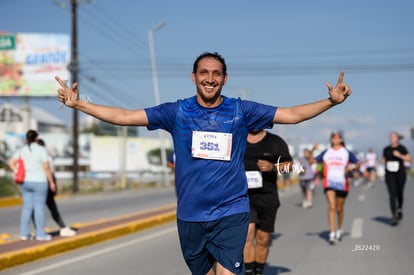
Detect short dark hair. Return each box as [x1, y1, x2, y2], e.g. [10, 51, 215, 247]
[193, 52, 227, 75]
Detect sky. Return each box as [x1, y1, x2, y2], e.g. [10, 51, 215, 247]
[1, 0, 414, 157]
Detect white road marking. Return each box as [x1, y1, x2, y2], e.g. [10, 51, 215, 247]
[350, 218, 363, 239]
[358, 194, 366, 202]
[18, 227, 176, 275]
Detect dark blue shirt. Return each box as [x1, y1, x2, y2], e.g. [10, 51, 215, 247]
[145, 96, 276, 221]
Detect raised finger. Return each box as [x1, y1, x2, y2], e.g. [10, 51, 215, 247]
[326, 82, 333, 91]
[336, 71, 344, 86]
[72, 82, 79, 91]
[54, 76, 66, 88]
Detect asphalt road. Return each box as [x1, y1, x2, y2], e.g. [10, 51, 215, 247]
[1, 177, 414, 275]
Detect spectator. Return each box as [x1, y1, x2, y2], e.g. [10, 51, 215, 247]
[8, 130, 56, 241]
[34, 139, 76, 237]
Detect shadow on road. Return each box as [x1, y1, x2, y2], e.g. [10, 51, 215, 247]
[269, 233, 282, 246]
[372, 216, 392, 227]
[263, 265, 291, 275]
[305, 230, 350, 244]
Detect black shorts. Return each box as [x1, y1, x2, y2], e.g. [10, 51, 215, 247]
[324, 187, 348, 198]
[249, 192, 280, 233]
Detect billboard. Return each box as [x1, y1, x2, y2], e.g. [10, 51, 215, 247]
[0, 32, 70, 96]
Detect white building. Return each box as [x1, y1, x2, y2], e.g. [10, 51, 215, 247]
[0, 102, 68, 136]
[0, 102, 68, 155]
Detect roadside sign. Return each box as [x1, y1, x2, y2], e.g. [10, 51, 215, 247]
[0, 35, 16, 51]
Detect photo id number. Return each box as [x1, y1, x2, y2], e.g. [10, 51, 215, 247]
[352, 244, 380, 252]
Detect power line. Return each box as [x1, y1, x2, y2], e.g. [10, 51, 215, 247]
[78, 76, 134, 109]
[78, 54, 155, 101]
[77, 11, 144, 57]
[92, 3, 148, 51]
[78, 71, 153, 109]
[80, 60, 414, 76]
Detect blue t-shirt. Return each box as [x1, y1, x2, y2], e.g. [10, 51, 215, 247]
[145, 96, 276, 221]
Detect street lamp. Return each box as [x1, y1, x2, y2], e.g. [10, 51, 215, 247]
[148, 21, 165, 105]
[148, 21, 168, 185]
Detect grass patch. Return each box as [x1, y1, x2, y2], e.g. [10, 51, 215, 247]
[0, 177, 20, 197]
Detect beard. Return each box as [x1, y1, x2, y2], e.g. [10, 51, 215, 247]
[196, 85, 223, 106]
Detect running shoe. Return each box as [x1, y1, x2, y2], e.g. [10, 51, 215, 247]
[390, 216, 399, 226]
[36, 235, 52, 241]
[329, 231, 336, 245]
[396, 209, 403, 221]
[302, 200, 307, 208]
[301, 200, 313, 209]
[60, 227, 77, 237]
[336, 229, 343, 242]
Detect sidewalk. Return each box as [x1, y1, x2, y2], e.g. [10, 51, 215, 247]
[0, 203, 176, 272]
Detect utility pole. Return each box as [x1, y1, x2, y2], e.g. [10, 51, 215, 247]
[148, 21, 168, 186]
[71, 0, 79, 193]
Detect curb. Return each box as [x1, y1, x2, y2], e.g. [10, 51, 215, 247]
[0, 197, 22, 208]
[0, 210, 176, 271]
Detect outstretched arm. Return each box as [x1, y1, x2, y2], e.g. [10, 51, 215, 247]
[55, 76, 149, 126]
[274, 72, 351, 124]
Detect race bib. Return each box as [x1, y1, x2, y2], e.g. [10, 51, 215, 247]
[386, 161, 399, 172]
[246, 171, 263, 189]
[191, 131, 232, 161]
